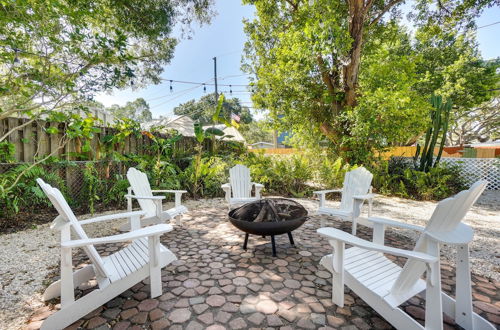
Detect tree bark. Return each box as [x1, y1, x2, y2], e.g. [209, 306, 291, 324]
[343, 0, 366, 108]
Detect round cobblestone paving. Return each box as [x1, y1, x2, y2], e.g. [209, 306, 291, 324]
[27, 204, 500, 329]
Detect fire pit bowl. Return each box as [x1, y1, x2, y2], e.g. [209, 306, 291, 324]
[228, 198, 308, 256]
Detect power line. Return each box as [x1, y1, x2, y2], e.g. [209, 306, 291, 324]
[149, 84, 205, 109]
[477, 21, 500, 29]
[219, 74, 252, 80]
[145, 82, 211, 102]
[160, 78, 251, 87]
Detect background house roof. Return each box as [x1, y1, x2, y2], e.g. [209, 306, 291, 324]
[142, 115, 195, 136]
[202, 124, 246, 143]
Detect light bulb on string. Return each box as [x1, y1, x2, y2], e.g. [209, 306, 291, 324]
[13, 48, 20, 66]
[229, 85, 233, 95]
[203, 84, 206, 93]
[169, 80, 173, 93]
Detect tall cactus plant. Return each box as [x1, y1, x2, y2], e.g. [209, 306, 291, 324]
[415, 95, 452, 172]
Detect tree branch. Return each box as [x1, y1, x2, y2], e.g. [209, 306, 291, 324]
[369, 0, 404, 27]
[4, 133, 69, 193]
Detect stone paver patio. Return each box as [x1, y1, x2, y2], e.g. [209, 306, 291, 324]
[27, 205, 500, 329]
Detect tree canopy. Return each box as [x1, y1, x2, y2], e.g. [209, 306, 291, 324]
[243, 0, 499, 162]
[173, 93, 253, 125]
[107, 98, 153, 123]
[239, 120, 274, 144]
[0, 0, 215, 127]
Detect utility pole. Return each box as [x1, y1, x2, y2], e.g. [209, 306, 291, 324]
[213, 57, 218, 103]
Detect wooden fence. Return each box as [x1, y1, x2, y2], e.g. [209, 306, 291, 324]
[248, 148, 298, 155]
[248, 146, 498, 158]
[0, 117, 227, 162]
[379, 146, 499, 159]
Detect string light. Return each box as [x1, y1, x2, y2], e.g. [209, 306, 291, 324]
[13, 48, 20, 66]
[203, 83, 206, 92]
[229, 85, 233, 94]
[160, 78, 250, 87]
[169, 80, 173, 92]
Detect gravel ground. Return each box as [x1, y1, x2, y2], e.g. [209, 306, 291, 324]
[0, 193, 498, 329]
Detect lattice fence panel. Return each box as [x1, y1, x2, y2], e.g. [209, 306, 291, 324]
[439, 158, 500, 190]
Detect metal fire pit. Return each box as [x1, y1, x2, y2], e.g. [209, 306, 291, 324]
[228, 198, 308, 256]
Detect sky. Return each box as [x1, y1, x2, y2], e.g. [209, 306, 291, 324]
[95, 0, 500, 119]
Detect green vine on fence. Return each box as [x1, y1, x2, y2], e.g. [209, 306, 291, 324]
[83, 162, 100, 214]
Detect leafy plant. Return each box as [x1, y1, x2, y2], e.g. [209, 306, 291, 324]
[0, 141, 15, 163]
[180, 156, 228, 198]
[0, 163, 66, 218]
[372, 157, 467, 200]
[241, 152, 314, 197]
[104, 174, 131, 208]
[315, 156, 356, 189]
[83, 162, 100, 214]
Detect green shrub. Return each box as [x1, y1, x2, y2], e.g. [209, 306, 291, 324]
[315, 156, 356, 189]
[241, 152, 314, 197]
[104, 174, 130, 208]
[0, 141, 15, 163]
[0, 163, 67, 218]
[372, 157, 468, 200]
[180, 156, 229, 198]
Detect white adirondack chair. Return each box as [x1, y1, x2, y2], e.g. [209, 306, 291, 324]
[314, 167, 374, 235]
[36, 179, 177, 330]
[317, 180, 494, 330]
[221, 164, 264, 208]
[126, 167, 188, 227]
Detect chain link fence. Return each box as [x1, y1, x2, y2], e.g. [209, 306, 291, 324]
[0, 161, 136, 214]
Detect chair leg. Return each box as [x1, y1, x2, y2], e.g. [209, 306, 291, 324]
[149, 237, 162, 298]
[351, 217, 357, 235]
[287, 232, 295, 246]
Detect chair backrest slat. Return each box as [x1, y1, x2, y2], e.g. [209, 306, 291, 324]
[340, 167, 373, 211]
[390, 180, 488, 298]
[229, 165, 252, 199]
[36, 179, 109, 279]
[127, 168, 156, 218]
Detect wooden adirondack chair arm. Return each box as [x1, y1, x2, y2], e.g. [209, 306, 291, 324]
[79, 211, 147, 225]
[151, 190, 188, 194]
[314, 189, 343, 208]
[62, 224, 173, 248]
[125, 194, 165, 200]
[152, 190, 187, 208]
[368, 217, 425, 232]
[252, 183, 264, 199]
[353, 193, 375, 200]
[221, 183, 231, 202]
[317, 227, 437, 263]
[313, 189, 343, 195]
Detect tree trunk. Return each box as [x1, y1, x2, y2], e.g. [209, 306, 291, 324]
[343, 0, 366, 108]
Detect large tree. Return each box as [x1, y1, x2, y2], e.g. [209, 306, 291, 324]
[239, 120, 274, 144]
[243, 0, 498, 162]
[0, 0, 214, 140]
[448, 97, 500, 145]
[173, 93, 253, 124]
[108, 98, 153, 123]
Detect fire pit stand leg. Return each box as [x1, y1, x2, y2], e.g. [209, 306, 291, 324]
[243, 233, 249, 250]
[271, 235, 277, 257]
[287, 232, 295, 246]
